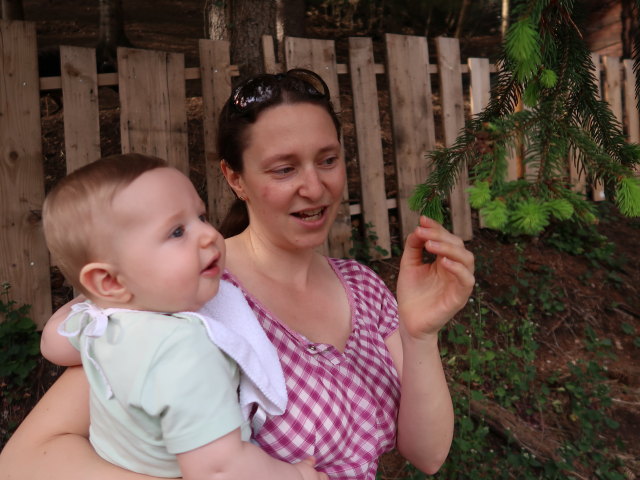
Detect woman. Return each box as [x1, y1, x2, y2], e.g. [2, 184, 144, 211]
[0, 69, 474, 479]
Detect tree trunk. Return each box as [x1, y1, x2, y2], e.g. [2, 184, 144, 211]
[204, 0, 306, 78]
[501, 0, 510, 41]
[620, 0, 639, 58]
[97, 0, 131, 71]
[454, 0, 471, 38]
[1, 0, 25, 20]
[230, 0, 278, 77]
[204, 0, 229, 40]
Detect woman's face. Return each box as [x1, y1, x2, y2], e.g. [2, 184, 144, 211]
[227, 102, 345, 251]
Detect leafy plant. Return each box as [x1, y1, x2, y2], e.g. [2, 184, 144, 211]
[349, 221, 391, 266]
[0, 282, 40, 397]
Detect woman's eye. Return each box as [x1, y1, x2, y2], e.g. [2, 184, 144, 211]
[272, 166, 294, 176]
[170, 226, 185, 238]
[321, 156, 338, 167]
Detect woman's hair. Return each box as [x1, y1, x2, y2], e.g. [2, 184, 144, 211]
[42, 153, 167, 293]
[217, 68, 341, 237]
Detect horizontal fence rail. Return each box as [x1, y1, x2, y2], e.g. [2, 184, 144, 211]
[1, 20, 639, 327]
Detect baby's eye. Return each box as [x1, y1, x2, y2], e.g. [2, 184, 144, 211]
[170, 226, 185, 238]
[199, 214, 208, 223]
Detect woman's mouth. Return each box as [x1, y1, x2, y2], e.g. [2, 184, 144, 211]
[292, 207, 325, 222]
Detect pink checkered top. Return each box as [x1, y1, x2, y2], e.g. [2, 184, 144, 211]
[223, 258, 401, 479]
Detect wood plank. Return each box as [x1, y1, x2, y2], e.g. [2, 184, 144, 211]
[348, 36, 391, 258]
[591, 53, 606, 201]
[384, 33, 436, 240]
[623, 59, 639, 146]
[261, 35, 281, 74]
[0, 20, 51, 328]
[199, 39, 236, 227]
[284, 36, 351, 258]
[60, 46, 101, 172]
[436, 36, 472, 241]
[117, 47, 189, 174]
[468, 57, 491, 228]
[603, 56, 624, 125]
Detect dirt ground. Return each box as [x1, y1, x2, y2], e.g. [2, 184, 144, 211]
[2, 1, 639, 478]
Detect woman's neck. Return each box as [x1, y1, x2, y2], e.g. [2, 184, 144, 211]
[226, 229, 322, 289]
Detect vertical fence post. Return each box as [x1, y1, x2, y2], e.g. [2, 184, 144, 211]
[117, 47, 189, 174]
[199, 39, 235, 227]
[348, 36, 391, 258]
[385, 33, 436, 240]
[0, 20, 51, 327]
[436, 36, 472, 241]
[60, 46, 101, 173]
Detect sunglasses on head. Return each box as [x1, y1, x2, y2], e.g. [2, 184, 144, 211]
[230, 69, 331, 114]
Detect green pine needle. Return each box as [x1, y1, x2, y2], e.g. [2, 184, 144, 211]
[468, 181, 492, 209]
[540, 69, 558, 88]
[616, 176, 640, 217]
[506, 18, 542, 81]
[480, 199, 508, 230]
[510, 200, 551, 235]
[546, 198, 575, 221]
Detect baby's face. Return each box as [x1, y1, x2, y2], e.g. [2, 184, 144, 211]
[106, 167, 224, 313]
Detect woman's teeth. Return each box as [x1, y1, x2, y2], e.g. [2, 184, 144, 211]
[295, 208, 323, 221]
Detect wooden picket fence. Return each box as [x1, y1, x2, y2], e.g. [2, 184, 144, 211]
[1, 20, 639, 327]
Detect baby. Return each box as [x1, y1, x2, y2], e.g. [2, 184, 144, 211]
[40, 153, 325, 480]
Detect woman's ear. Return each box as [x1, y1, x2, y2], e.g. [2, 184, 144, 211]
[220, 160, 246, 200]
[79, 263, 132, 305]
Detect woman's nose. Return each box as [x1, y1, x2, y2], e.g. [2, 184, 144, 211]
[299, 167, 324, 199]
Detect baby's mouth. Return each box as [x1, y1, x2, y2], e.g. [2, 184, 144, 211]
[292, 207, 325, 222]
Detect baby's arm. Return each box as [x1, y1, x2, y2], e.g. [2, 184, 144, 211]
[40, 295, 85, 366]
[177, 428, 327, 480]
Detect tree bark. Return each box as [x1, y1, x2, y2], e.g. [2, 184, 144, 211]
[620, 0, 639, 58]
[1, 0, 25, 20]
[204, 0, 229, 40]
[205, 0, 305, 78]
[501, 0, 510, 41]
[229, 0, 278, 78]
[97, 0, 131, 71]
[454, 0, 471, 38]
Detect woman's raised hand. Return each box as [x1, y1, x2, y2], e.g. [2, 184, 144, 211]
[396, 216, 475, 340]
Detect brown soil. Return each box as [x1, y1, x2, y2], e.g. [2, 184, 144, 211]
[2, 1, 639, 478]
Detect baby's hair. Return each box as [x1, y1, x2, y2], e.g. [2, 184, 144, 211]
[43, 153, 168, 293]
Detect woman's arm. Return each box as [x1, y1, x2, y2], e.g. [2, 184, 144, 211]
[40, 295, 85, 366]
[0, 367, 164, 480]
[177, 428, 327, 480]
[389, 216, 475, 475]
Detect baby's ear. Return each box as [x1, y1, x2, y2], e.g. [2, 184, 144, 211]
[79, 263, 132, 305]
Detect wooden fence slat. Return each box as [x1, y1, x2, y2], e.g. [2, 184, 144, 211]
[117, 47, 189, 174]
[603, 56, 624, 125]
[261, 35, 282, 74]
[348, 36, 391, 258]
[60, 46, 101, 173]
[623, 59, 639, 146]
[384, 33, 436, 240]
[591, 53, 606, 201]
[284, 36, 351, 258]
[0, 20, 51, 327]
[468, 57, 491, 229]
[436, 36, 472, 241]
[199, 39, 236, 227]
